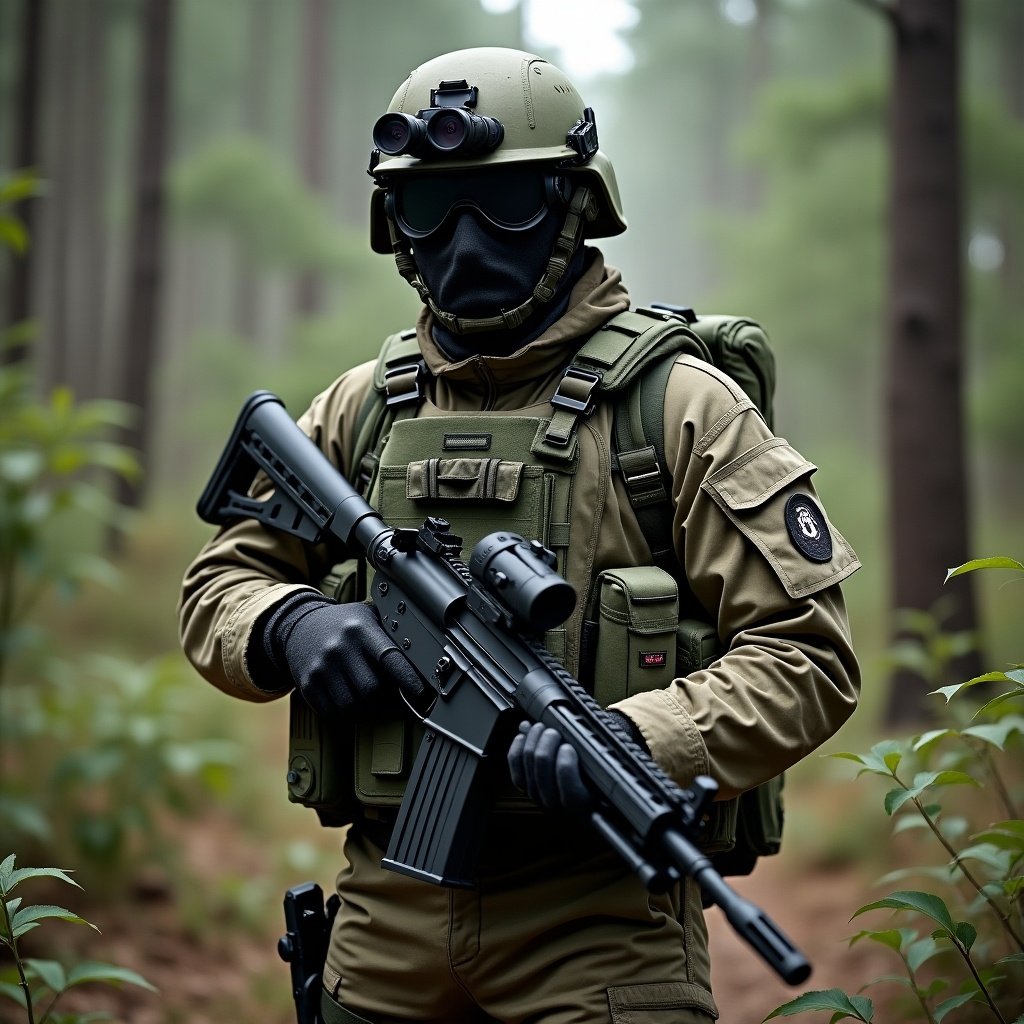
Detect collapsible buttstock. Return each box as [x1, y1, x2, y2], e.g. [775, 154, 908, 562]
[197, 391, 282, 526]
[381, 726, 488, 888]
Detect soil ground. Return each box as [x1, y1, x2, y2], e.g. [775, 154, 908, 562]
[5, 814, 898, 1024]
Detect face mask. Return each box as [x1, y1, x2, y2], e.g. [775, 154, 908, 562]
[398, 172, 584, 357]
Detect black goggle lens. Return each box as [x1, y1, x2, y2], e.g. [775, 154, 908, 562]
[373, 113, 428, 157]
[394, 171, 564, 237]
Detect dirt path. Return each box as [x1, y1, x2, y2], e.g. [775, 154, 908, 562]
[707, 855, 894, 1023]
[10, 839, 893, 1024]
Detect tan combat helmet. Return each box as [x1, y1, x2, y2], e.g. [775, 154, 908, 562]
[367, 48, 626, 334]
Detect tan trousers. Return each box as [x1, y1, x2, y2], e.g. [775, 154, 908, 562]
[322, 824, 718, 1023]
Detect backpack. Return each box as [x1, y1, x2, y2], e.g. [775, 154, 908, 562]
[326, 304, 784, 876]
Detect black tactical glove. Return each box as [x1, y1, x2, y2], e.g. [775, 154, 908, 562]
[260, 592, 426, 716]
[507, 713, 649, 814]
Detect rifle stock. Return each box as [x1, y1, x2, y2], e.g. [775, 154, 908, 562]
[200, 391, 812, 986]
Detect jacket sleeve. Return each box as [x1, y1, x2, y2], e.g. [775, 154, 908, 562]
[612, 356, 861, 799]
[177, 363, 376, 701]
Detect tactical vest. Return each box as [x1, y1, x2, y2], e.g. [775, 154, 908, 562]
[286, 305, 784, 875]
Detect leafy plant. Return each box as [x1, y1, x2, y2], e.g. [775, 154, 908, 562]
[765, 558, 1024, 1023]
[3, 652, 239, 884]
[0, 854, 156, 1023]
[1, 170, 235, 886]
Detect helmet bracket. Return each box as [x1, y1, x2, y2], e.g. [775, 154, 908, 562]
[429, 80, 478, 109]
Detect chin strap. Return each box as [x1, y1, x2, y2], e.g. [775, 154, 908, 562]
[386, 185, 598, 336]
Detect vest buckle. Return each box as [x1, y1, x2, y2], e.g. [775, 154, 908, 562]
[550, 367, 601, 415]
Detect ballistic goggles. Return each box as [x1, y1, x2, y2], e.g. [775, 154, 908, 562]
[387, 169, 572, 239]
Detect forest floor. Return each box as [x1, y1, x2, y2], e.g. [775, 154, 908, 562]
[8, 793, 904, 1024]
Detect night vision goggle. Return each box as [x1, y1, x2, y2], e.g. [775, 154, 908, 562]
[387, 169, 572, 238]
[371, 78, 600, 165]
[373, 79, 505, 160]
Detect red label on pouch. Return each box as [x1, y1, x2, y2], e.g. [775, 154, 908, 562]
[639, 651, 667, 669]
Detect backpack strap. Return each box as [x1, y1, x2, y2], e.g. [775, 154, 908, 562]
[612, 351, 681, 580]
[351, 329, 425, 496]
[611, 306, 777, 592]
[532, 306, 710, 463]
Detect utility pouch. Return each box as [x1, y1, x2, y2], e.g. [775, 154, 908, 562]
[285, 692, 356, 828]
[593, 567, 679, 708]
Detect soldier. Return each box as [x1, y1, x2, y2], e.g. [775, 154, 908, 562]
[180, 47, 861, 1024]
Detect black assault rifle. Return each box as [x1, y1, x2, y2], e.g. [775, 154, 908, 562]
[199, 391, 811, 986]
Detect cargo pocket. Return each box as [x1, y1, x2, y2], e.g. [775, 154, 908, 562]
[607, 982, 718, 1023]
[702, 438, 859, 598]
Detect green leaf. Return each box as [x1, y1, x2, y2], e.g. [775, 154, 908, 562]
[5, 867, 79, 892]
[0, 215, 28, 254]
[995, 952, 1024, 968]
[884, 787, 913, 816]
[0, 171, 43, 205]
[906, 935, 941, 972]
[974, 689, 1024, 719]
[66, 961, 157, 992]
[953, 921, 977, 952]
[930, 672, 1011, 703]
[24, 958, 66, 992]
[934, 993, 977, 1021]
[829, 741, 904, 777]
[961, 717, 1024, 750]
[945, 557, 1024, 581]
[972, 821, 1024, 851]
[847, 928, 914, 952]
[884, 771, 977, 815]
[10, 904, 97, 938]
[0, 981, 27, 1007]
[883, 750, 902, 773]
[763, 989, 873, 1021]
[873, 865, 954, 890]
[0, 855, 16, 889]
[955, 843, 1012, 873]
[912, 729, 953, 754]
[852, 890, 957, 935]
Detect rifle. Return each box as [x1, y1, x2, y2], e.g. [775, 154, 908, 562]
[199, 390, 811, 985]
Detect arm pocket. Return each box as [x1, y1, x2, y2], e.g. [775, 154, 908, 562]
[701, 438, 859, 599]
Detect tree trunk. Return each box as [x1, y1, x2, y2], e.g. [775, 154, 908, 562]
[234, 0, 274, 346]
[4, 0, 45, 367]
[884, 0, 981, 724]
[115, 0, 174, 517]
[66, 0, 108, 400]
[41, 0, 76, 390]
[294, 0, 329, 317]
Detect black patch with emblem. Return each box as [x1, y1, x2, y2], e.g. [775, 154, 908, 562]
[784, 493, 833, 563]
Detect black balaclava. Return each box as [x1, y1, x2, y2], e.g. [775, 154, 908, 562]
[408, 197, 588, 361]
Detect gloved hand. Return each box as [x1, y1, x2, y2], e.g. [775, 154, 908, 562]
[507, 712, 650, 814]
[260, 592, 426, 716]
[507, 721, 596, 815]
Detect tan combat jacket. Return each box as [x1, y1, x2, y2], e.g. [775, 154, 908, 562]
[179, 250, 860, 800]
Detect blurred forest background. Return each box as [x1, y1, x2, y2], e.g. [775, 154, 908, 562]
[1, 0, 1022, 1022]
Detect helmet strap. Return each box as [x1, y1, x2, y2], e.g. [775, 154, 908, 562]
[385, 185, 598, 336]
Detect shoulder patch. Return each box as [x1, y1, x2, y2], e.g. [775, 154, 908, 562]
[784, 493, 833, 563]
